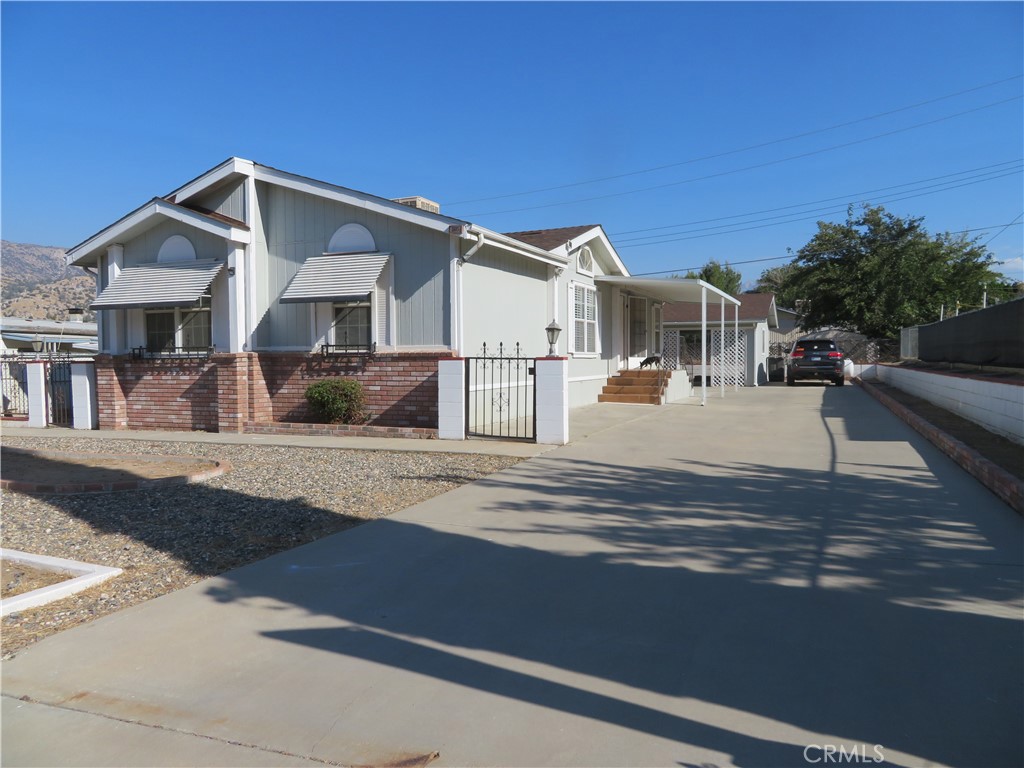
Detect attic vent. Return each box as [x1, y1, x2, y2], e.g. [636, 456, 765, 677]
[393, 196, 440, 214]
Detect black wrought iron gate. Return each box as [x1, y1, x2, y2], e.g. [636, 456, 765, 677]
[47, 354, 73, 426]
[465, 343, 536, 442]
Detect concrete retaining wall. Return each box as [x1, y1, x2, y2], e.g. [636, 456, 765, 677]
[860, 364, 1023, 446]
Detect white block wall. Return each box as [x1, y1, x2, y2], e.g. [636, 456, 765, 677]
[876, 365, 1024, 446]
[71, 361, 98, 430]
[535, 357, 569, 445]
[437, 359, 466, 440]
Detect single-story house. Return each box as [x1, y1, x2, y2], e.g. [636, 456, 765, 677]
[663, 292, 778, 386]
[65, 157, 738, 434]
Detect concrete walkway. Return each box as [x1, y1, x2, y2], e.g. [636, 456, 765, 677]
[3, 386, 1022, 767]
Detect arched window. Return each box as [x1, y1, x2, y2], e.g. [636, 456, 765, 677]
[157, 235, 196, 263]
[577, 246, 594, 276]
[328, 223, 376, 253]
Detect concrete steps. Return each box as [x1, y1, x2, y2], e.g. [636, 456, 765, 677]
[598, 369, 671, 405]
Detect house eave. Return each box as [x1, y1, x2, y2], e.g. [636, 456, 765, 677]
[469, 227, 570, 268]
[65, 200, 251, 268]
[252, 163, 470, 235]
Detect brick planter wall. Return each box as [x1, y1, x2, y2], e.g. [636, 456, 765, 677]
[248, 351, 451, 428]
[93, 351, 451, 434]
[95, 354, 218, 431]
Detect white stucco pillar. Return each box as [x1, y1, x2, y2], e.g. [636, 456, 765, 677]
[25, 361, 47, 428]
[103, 244, 124, 353]
[535, 356, 569, 445]
[71, 361, 98, 430]
[437, 358, 466, 440]
[227, 243, 247, 353]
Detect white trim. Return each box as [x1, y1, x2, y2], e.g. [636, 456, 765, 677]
[167, 157, 253, 206]
[569, 374, 610, 383]
[469, 227, 570, 268]
[67, 199, 250, 267]
[253, 164, 465, 234]
[576, 245, 595, 276]
[549, 226, 629, 277]
[570, 281, 599, 356]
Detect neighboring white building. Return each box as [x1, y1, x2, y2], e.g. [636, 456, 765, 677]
[663, 292, 779, 386]
[0, 315, 98, 355]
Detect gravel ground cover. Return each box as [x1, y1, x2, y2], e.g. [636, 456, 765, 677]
[0, 437, 522, 659]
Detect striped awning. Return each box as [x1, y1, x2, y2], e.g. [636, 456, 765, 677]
[279, 252, 390, 304]
[91, 260, 225, 310]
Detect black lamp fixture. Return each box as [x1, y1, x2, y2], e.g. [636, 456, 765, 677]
[545, 320, 561, 356]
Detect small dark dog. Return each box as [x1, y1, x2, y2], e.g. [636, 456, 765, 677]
[639, 355, 661, 369]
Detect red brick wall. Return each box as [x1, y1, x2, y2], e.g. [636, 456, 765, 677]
[94, 351, 449, 433]
[248, 351, 450, 428]
[96, 355, 218, 431]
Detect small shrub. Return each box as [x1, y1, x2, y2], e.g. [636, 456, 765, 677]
[304, 379, 367, 424]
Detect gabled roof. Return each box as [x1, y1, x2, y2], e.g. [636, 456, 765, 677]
[504, 225, 600, 252]
[664, 292, 778, 328]
[66, 198, 250, 267]
[504, 224, 629, 276]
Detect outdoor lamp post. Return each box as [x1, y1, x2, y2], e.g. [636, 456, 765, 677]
[31, 334, 43, 358]
[545, 320, 561, 356]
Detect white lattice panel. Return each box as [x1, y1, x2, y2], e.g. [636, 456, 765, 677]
[711, 330, 745, 386]
[663, 330, 681, 370]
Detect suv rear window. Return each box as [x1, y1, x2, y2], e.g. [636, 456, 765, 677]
[792, 340, 838, 353]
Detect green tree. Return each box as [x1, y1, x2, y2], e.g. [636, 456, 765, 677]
[753, 262, 802, 308]
[786, 205, 1014, 337]
[684, 260, 742, 295]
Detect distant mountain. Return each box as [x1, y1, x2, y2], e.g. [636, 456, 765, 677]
[1, 241, 96, 322]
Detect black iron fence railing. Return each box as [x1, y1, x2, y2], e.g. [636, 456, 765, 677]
[131, 346, 215, 360]
[320, 342, 376, 357]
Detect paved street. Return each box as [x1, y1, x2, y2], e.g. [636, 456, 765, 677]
[3, 384, 1022, 767]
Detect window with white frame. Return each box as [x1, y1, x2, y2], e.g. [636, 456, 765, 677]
[572, 284, 598, 355]
[332, 301, 372, 350]
[577, 246, 594, 276]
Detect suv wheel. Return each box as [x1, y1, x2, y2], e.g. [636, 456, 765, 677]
[834, 376, 845, 386]
[787, 374, 796, 386]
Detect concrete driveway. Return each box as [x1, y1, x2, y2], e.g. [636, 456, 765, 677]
[3, 384, 1022, 767]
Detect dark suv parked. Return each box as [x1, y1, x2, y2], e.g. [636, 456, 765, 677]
[787, 338, 845, 386]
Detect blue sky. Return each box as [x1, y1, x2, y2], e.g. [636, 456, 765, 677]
[2, 1, 1022, 289]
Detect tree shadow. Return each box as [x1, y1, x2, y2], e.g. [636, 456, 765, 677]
[7, 388, 1022, 766]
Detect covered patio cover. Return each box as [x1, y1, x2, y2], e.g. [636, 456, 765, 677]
[594, 277, 741, 406]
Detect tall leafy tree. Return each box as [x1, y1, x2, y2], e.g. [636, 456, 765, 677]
[786, 205, 1014, 337]
[684, 260, 742, 295]
[753, 262, 802, 308]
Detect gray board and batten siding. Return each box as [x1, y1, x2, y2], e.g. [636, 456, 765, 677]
[252, 182, 452, 350]
[191, 179, 247, 223]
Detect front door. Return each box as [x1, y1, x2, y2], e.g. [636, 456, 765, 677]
[629, 297, 648, 364]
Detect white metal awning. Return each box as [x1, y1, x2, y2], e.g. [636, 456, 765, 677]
[91, 259, 225, 310]
[594, 276, 742, 406]
[279, 252, 390, 304]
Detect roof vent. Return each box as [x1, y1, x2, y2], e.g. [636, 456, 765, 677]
[68, 308, 85, 323]
[393, 196, 440, 214]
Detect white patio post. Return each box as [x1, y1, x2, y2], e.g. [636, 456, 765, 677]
[437, 358, 466, 440]
[720, 296, 725, 399]
[25, 361, 47, 428]
[734, 303, 739, 391]
[701, 285, 707, 407]
[227, 243, 247, 353]
[71, 361, 98, 429]
[535, 356, 569, 445]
